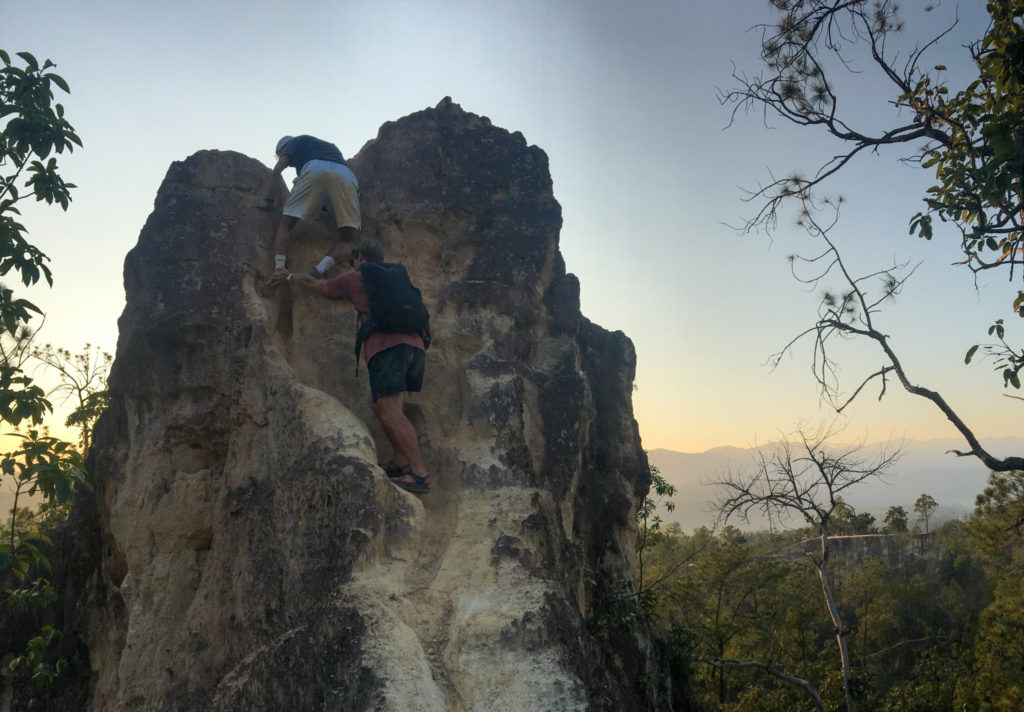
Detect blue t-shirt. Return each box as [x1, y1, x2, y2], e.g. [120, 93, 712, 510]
[280, 135, 346, 173]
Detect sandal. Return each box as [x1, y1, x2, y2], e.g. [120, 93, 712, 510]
[382, 461, 410, 480]
[393, 472, 430, 494]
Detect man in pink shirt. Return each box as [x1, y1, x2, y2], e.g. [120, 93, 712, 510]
[270, 239, 430, 494]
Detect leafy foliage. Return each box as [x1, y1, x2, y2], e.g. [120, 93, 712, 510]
[910, 1, 1024, 282]
[0, 429, 86, 576]
[637, 465, 677, 565]
[33, 342, 112, 450]
[971, 469, 1024, 556]
[955, 574, 1024, 711]
[7, 625, 66, 687]
[1, 50, 80, 323]
[914, 493, 939, 534]
[585, 465, 680, 641]
[965, 318, 1024, 391]
[637, 464, 677, 537]
[0, 48, 84, 693]
[953, 472, 1024, 710]
[0, 49, 80, 432]
[725, 1, 1023, 319]
[884, 505, 909, 533]
[643, 490, 1020, 711]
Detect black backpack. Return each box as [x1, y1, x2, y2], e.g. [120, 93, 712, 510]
[354, 262, 431, 367]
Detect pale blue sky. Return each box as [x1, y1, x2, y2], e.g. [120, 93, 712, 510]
[3, 0, 1018, 452]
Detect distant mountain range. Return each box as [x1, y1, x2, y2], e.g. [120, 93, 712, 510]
[647, 437, 1024, 533]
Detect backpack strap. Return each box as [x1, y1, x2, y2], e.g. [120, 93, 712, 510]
[353, 310, 371, 375]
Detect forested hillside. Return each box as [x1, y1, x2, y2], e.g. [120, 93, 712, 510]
[638, 468, 1024, 710]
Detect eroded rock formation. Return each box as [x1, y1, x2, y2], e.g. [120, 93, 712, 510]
[44, 99, 671, 710]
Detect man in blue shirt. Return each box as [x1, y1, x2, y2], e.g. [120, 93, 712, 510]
[268, 134, 361, 279]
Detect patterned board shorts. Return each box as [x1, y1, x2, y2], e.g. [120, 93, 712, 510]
[282, 159, 361, 229]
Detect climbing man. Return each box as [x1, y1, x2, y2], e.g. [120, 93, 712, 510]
[266, 134, 360, 281]
[269, 238, 432, 494]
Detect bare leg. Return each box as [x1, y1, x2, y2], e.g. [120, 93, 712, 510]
[260, 215, 301, 297]
[310, 226, 360, 277]
[371, 392, 428, 480]
[326, 225, 360, 264]
[274, 215, 300, 258]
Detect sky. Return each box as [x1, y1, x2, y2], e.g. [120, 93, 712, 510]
[2, 0, 1019, 455]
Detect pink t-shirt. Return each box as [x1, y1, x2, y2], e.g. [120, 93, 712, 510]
[322, 270, 426, 363]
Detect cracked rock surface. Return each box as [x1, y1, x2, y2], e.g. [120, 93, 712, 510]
[50, 99, 672, 711]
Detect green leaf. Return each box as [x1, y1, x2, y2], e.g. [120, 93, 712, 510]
[15, 51, 39, 69]
[965, 344, 980, 364]
[45, 72, 69, 94]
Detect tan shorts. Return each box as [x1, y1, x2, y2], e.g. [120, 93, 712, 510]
[282, 159, 361, 229]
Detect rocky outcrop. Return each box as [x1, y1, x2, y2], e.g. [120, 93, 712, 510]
[40, 99, 670, 710]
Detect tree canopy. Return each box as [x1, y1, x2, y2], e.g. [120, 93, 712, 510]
[884, 504, 909, 533]
[0, 49, 87, 696]
[1, 50, 81, 428]
[640, 476, 1024, 709]
[914, 493, 939, 533]
[724, 0, 1023, 308]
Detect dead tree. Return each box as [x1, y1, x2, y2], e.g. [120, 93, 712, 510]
[712, 424, 903, 712]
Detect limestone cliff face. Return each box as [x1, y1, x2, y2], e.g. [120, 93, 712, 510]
[70, 99, 667, 711]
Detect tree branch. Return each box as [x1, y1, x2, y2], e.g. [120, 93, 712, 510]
[702, 658, 826, 712]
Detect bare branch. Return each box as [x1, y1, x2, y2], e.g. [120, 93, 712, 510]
[703, 658, 827, 711]
[711, 423, 901, 712]
[774, 196, 1023, 471]
[860, 636, 949, 665]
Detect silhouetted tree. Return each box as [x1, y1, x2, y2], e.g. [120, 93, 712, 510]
[0, 47, 85, 694]
[723, 0, 1024, 472]
[33, 343, 111, 451]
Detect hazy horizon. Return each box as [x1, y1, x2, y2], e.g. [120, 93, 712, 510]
[646, 436, 1022, 534]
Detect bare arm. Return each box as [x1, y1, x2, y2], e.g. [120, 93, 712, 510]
[271, 153, 289, 176]
[264, 154, 291, 203]
[270, 268, 333, 297]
